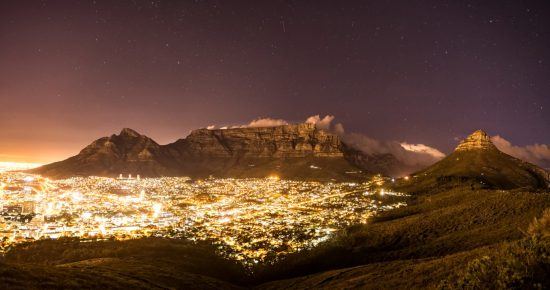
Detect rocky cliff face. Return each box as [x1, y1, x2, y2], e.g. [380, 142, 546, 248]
[455, 130, 497, 152]
[79, 128, 162, 161]
[170, 123, 343, 158]
[163, 123, 370, 180]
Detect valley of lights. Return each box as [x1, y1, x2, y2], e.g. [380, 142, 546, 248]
[0, 171, 407, 266]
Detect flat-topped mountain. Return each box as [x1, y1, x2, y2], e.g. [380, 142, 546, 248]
[163, 123, 367, 180]
[168, 123, 344, 158]
[402, 130, 549, 190]
[30, 124, 403, 180]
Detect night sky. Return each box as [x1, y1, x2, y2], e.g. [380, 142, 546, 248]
[1, 0, 549, 163]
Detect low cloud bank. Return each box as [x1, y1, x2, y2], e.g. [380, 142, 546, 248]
[206, 117, 289, 130]
[302, 114, 444, 168]
[491, 135, 550, 168]
[340, 132, 444, 168]
[247, 118, 289, 128]
[400, 142, 446, 159]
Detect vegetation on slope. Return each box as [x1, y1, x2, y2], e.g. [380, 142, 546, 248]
[0, 238, 246, 289]
[254, 186, 550, 288]
[440, 209, 550, 289]
[395, 146, 548, 193]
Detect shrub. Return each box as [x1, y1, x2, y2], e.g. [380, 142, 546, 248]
[528, 209, 550, 238]
[440, 209, 550, 289]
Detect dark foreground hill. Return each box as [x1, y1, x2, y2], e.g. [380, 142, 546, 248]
[30, 124, 406, 180]
[0, 238, 245, 289]
[255, 187, 550, 289]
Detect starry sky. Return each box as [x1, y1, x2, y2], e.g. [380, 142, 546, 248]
[0, 0, 549, 163]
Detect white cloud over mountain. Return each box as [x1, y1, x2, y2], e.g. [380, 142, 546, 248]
[491, 135, 550, 168]
[303, 115, 445, 167]
[246, 117, 289, 128]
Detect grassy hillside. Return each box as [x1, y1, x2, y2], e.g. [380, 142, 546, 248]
[396, 148, 549, 192]
[1, 238, 246, 289]
[254, 186, 550, 288]
[259, 234, 550, 289]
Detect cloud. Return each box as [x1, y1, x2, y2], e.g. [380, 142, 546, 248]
[342, 133, 444, 168]
[304, 115, 346, 135]
[333, 123, 345, 136]
[246, 117, 289, 128]
[491, 135, 550, 168]
[304, 114, 444, 168]
[206, 117, 289, 130]
[305, 115, 336, 131]
[400, 143, 446, 159]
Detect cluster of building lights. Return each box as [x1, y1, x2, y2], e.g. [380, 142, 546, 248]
[0, 171, 407, 266]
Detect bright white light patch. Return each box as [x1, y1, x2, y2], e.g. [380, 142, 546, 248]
[0, 162, 42, 172]
[400, 143, 445, 158]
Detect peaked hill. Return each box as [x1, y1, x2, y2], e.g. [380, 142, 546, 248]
[401, 130, 549, 190]
[32, 128, 175, 178]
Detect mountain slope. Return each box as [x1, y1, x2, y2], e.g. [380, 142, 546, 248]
[400, 130, 549, 191]
[30, 128, 175, 178]
[30, 124, 404, 180]
[257, 189, 550, 289]
[1, 238, 244, 289]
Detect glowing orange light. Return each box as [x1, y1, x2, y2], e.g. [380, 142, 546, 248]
[267, 175, 280, 181]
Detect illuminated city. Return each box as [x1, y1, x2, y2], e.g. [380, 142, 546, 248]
[0, 1, 547, 287]
[0, 162, 42, 173]
[0, 168, 407, 266]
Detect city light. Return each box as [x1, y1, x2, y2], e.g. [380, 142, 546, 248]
[0, 172, 407, 266]
[0, 162, 42, 173]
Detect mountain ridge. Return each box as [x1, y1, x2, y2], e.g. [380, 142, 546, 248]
[30, 124, 405, 180]
[30, 127, 549, 186]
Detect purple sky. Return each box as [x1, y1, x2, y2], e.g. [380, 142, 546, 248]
[0, 0, 549, 162]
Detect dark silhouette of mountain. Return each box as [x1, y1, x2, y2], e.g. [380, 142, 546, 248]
[31, 128, 175, 178]
[30, 124, 406, 179]
[400, 130, 549, 190]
